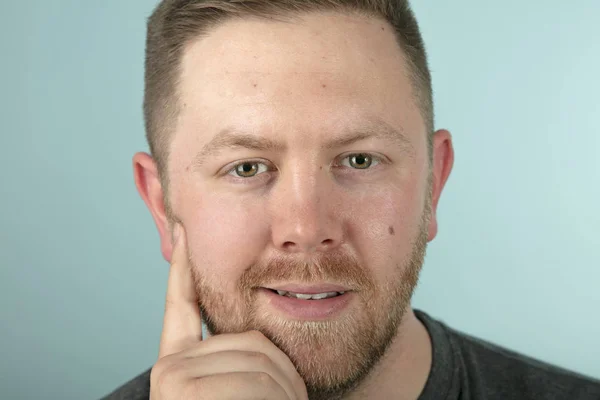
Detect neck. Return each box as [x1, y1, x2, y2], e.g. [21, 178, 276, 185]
[346, 308, 432, 400]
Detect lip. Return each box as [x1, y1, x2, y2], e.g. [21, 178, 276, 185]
[262, 283, 350, 294]
[258, 287, 354, 320]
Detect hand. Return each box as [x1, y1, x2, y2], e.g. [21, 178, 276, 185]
[150, 224, 308, 400]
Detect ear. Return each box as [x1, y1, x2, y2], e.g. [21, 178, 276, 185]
[427, 129, 454, 241]
[133, 152, 174, 262]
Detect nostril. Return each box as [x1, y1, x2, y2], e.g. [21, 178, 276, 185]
[280, 239, 336, 252]
[320, 239, 334, 247]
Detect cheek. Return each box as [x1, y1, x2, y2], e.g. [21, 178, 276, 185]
[184, 191, 270, 288]
[346, 184, 424, 276]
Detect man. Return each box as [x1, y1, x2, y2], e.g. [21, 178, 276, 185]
[103, 0, 600, 399]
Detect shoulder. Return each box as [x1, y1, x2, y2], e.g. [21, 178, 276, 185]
[99, 368, 151, 400]
[448, 326, 600, 399]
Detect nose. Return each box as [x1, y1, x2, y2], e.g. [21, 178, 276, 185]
[269, 168, 344, 254]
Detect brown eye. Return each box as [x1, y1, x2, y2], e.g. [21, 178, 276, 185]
[234, 162, 260, 177]
[348, 154, 373, 169]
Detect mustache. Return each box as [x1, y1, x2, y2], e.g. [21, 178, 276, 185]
[239, 251, 376, 292]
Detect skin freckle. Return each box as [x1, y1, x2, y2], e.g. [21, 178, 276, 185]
[388, 226, 395, 235]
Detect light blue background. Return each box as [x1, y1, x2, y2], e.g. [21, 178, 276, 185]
[1, 1, 599, 399]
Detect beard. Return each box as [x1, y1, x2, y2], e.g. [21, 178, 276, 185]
[189, 201, 431, 400]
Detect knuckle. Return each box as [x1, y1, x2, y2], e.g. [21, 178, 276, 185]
[150, 358, 169, 382]
[151, 358, 185, 390]
[184, 378, 207, 398]
[293, 374, 307, 390]
[246, 351, 273, 368]
[254, 371, 277, 388]
[246, 329, 269, 343]
[163, 298, 177, 312]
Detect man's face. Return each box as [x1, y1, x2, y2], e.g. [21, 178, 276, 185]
[161, 11, 440, 398]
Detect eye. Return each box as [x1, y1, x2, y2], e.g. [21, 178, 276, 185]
[341, 153, 379, 169]
[228, 161, 270, 178]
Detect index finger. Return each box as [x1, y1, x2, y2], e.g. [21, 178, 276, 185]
[158, 223, 203, 358]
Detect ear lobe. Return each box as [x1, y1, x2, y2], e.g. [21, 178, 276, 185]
[426, 129, 454, 242]
[132, 152, 173, 262]
[427, 210, 439, 241]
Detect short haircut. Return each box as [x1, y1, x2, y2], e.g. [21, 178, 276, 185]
[144, 0, 433, 186]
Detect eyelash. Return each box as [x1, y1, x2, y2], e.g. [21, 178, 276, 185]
[224, 153, 384, 181]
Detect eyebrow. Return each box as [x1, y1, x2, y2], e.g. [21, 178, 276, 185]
[324, 119, 413, 153]
[191, 118, 414, 168]
[192, 129, 286, 168]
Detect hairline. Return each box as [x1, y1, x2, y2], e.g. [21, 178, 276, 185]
[154, 8, 433, 212]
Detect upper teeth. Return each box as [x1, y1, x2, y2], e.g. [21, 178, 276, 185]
[275, 290, 344, 300]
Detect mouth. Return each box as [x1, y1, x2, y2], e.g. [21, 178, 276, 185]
[258, 284, 354, 320]
[266, 288, 345, 300]
[263, 283, 350, 295]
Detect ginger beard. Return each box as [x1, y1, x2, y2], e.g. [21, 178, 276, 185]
[188, 193, 431, 400]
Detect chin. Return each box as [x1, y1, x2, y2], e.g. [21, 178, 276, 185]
[250, 299, 405, 400]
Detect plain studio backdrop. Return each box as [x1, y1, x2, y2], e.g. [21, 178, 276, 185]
[1, 1, 599, 399]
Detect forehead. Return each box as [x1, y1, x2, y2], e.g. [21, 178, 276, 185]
[176, 11, 424, 146]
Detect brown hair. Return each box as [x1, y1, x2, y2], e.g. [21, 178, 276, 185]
[144, 0, 433, 188]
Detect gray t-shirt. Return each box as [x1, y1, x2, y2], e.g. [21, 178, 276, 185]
[100, 310, 600, 399]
